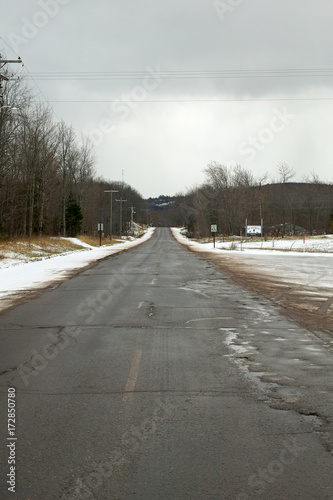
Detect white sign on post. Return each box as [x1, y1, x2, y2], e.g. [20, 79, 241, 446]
[247, 225, 261, 235]
[211, 225, 217, 233]
[98, 224, 104, 231]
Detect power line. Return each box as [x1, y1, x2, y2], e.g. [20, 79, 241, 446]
[2, 41, 332, 106]
[38, 97, 333, 103]
[24, 75, 333, 81]
[24, 68, 333, 81]
[26, 66, 63, 122]
[0, 36, 62, 122]
[0, 37, 21, 58]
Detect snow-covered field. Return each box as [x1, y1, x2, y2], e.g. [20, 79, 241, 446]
[173, 229, 333, 255]
[172, 228, 333, 291]
[0, 229, 155, 308]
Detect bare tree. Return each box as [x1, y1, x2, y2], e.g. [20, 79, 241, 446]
[57, 122, 79, 236]
[204, 163, 256, 235]
[277, 162, 295, 183]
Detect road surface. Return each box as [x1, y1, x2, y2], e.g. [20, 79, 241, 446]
[0, 228, 332, 499]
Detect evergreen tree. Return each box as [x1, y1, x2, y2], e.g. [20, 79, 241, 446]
[65, 195, 83, 237]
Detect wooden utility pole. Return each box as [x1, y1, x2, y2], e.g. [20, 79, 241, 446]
[116, 197, 127, 238]
[104, 189, 119, 240]
[131, 206, 135, 233]
[0, 54, 22, 108]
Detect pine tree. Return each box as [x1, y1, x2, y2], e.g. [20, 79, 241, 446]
[65, 195, 83, 237]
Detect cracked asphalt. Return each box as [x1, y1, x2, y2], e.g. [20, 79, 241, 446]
[0, 228, 333, 499]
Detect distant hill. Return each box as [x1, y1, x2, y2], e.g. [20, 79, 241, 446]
[146, 196, 176, 212]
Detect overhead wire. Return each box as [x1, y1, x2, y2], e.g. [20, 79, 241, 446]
[24, 67, 333, 102]
[2, 41, 333, 103]
[26, 68, 333, 81]
[43, 97, 333, 103]
[0, 36, 62, 122]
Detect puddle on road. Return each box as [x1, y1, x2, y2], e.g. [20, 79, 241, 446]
[179, 271, 333, 450]
[181, 245, 333, 452]
[223, 317, 333, 452]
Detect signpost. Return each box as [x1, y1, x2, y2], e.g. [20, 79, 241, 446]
[98, 223, 104, 246]
[211, 224, 217, 249]
[245, 219, 264, 246]
[247, 225, 262, 235]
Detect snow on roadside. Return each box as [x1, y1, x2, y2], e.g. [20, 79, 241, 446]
[172, 228, 333, 256]
[0, 239, 90, 270]
[171, 228, 333, 291]
[61, 237, 95, 249]
[0, 229, 155, 304]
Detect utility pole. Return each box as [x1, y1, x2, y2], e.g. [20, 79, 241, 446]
[140, 208, 150, 228]
[0, 54, 23, 108]
[131, 206, 136, 232]
[116, 197, 127, 238]
[104, 189, 118, 240]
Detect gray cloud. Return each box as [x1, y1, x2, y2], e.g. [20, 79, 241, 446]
[2, 0, 333, 196]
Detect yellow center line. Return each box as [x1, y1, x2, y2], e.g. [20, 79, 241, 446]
[122, 348, 142, 402]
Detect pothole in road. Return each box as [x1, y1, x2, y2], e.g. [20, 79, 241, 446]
[180, 278, 231, 297]
[148, 304, 154, 317]
[300, 413, 327, 429]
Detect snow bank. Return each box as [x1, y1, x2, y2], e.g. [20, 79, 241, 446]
[0, 229, 155, 306]
[172, 228, 333, 257]
[171, 228, 333, 291]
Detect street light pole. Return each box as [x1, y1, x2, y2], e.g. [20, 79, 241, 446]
[104, 190, 119, 240]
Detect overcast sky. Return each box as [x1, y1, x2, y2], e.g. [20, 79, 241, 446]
[1, 0, 333, 198]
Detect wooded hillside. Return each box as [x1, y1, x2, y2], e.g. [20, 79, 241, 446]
[0, 78, 146, 237]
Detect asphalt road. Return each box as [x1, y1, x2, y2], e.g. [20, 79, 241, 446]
[0, 228, 333, 499]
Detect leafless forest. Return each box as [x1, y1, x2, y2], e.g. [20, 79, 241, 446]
[151, 163, 333, 236]
[0, 77, 146, 238]
[1, 78, 332, 239]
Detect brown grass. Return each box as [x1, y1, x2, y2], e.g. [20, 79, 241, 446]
[0, 235, 130, 264]
[0, 232, 145, 264]
[0, 236, 87, 263]
[78, 235, 122, 247]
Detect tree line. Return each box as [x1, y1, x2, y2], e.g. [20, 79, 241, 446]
[0, 76, 146, 238]
[2, 70, 332, 238]
[155, 163, 333, 236]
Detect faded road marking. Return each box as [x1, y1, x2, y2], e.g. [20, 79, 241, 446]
[122, 349, 142, 402]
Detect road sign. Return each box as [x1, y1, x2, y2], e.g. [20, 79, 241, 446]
[211, 225, 217, 249]
[247, 225, 261, 235]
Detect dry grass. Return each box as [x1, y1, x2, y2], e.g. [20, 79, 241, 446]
[0, 236, 87, 264]
[78, 235, 122, 247]
[0, 232, 144, 265]
[0, 237, 84, 253]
